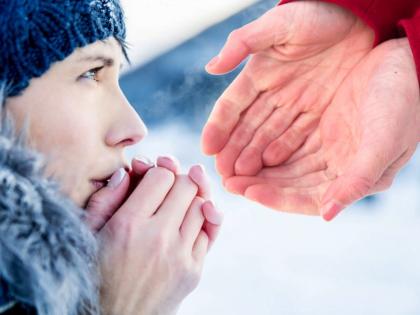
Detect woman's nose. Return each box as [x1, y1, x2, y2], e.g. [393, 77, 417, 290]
[105, 92, 148, 148]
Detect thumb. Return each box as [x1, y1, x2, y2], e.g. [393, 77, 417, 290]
[205, 6, 292, 75]
[85, 168, 130, 232]
[320, 148, 390, 221]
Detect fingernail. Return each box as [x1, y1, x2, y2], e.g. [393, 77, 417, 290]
[134, 155, 153, 166]
[206, 55, 219, 68]
[195, 164, 205, 175]
[203, 201, 223, 225]
[107, 168, 126, 189]
[321, 201, 343, 222]
[157, 155, 177, 164]
[189, 164, 205, 183]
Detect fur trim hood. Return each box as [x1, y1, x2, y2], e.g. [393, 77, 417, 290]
[0, 90, 100, 315]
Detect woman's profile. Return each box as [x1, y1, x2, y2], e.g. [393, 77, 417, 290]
[0, 1, 223, 314]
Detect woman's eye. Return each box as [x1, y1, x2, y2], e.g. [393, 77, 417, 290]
[79, 66, 103, 82]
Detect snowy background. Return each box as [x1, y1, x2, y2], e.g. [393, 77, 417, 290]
[120, 1, 420, 314]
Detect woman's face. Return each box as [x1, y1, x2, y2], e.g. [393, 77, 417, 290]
[6, 38, 147, 208]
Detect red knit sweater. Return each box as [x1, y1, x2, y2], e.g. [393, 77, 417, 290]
[280, 0, 420, 78]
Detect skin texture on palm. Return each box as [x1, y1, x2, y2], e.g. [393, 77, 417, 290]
[223, 38, 420, 220]
[201, 1, 375, 178]
[201, 2, 419, 221]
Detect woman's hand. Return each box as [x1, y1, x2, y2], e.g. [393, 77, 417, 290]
[84, 157, 223, 315]
[85, 156, 222, 244]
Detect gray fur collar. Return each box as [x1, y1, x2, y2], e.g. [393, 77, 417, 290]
[0, 91, 100, 315]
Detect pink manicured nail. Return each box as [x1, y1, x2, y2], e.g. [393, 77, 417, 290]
[107, 168, 126, 189]
[157, 155, 176, 164]
[157, 155, 180, 173]
[321, 201, 343, 222]
[202, 201, 223, 225]
[134, 155, 154, 167]
[206, 55, 219, 68]
[189, 164, 205, 183]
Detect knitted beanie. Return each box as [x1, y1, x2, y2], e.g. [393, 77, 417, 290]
[0, 0, 126, 97]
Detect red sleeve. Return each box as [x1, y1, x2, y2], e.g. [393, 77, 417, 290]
[399, 7, 420, 77]
[279, 0, 420, 78]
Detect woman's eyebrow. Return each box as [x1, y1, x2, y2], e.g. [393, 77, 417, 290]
[77, 55, 123, 69]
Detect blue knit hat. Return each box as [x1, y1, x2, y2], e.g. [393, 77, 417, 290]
[0, 0, 127, 97]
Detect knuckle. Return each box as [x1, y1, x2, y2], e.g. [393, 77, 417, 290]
[183, 269, 201, 292]
[240, 122, 257, 138]
[378, 179, 394, 192]
[229, 28, 251, 49]
[228, 29, 242, 42]
[285, 128, 299, 144]
[106, 216, 135, 240]
[215, 99, 236, 120]
[189, 197, 205, 212]
[86, 194, 107, 211]
[282, 135, 296, 151]
[255, 127, 276, 145]
[348, 175, 374, 200]
[172, 258, 201, 292]
[193, 196, 205, 205]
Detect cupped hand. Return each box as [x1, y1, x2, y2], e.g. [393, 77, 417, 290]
[201, 1, 374, 177]
[224, 38, 420, 221]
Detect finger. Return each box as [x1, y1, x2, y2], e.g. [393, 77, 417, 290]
[205, 6, 292, 74]
[202, 201, 223, 251]
[202, 201, 223, 225]
[85, 168, 130, 232]
[259, 153, 327, 179]
[203, 222, 221, 252]
[225, 171, 330, 195]
[369, 145, 416, 194]
[128, 157, 155, 194]
[156, 175, 198, 228]
[131, 156, 155, 176]
[156, 155, 181, 174]
[113, 167, 175, 220]
[368, 166, 400, 195]
[262, 113, 320, 166]
[193, 230, 210, 263]
[188, 165, 211, 200]
[202, 70, 260, 155]
[234, 106, 301, 175]
[244, 183, 327, 216]
[180, 197, 206, 250]
[284, 129, 322, 164]
[215, 91, 277, 177]
[320, 148, 393, 221]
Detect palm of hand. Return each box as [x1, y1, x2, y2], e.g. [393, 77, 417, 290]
[224, 39, 420, 219]
[203, 2, 374, 178]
